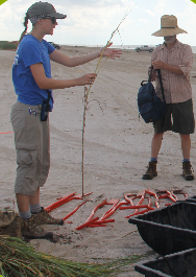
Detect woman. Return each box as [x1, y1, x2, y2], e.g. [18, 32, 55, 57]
[11, 1, 122, 239]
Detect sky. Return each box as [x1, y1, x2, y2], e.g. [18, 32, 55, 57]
[1, 0, 196, 46]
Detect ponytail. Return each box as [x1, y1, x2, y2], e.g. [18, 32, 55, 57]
[19, 13, 29, 43]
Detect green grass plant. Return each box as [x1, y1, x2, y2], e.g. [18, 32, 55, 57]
[81, 2, 134, 197]
[0, 235, 146, 276]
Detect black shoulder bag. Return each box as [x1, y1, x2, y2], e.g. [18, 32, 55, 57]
[137, 66, 166, 123]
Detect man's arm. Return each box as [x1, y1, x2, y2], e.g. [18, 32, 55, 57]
[151, 44, 193, 76]
[152, 61, 183, 75]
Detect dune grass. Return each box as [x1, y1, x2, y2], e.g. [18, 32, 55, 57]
[81, 2, 135, 197]
[0, 235, 147, 277]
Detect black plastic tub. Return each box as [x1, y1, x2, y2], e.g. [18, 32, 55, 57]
[128, 201, 196, 255]
[135, 248, 196, 277]
[185, 195, 196, 203]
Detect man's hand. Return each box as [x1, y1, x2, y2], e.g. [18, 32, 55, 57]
[148, 67, 156, 81]
[152, 60, 183, 75]
[152, 61, 165, 70]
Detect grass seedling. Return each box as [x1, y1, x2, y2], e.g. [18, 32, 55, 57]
[0, 235, 149, 276]
[81, 2, 135, 197]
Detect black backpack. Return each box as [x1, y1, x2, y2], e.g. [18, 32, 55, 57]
[137, 66, 166, 123]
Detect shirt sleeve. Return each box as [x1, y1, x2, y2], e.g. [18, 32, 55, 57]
[21, 41, 43, 67]
[46, 41, 55, 54]
[178, 45, 193, 77]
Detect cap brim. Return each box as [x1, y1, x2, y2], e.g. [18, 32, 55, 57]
[47, 12, 67, 19]
[152, 27, 187, 37]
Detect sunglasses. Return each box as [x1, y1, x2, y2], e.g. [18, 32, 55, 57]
[44, 17, 57, 24]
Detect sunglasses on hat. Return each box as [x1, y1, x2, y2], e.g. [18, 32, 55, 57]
[44, 17, 57, 24]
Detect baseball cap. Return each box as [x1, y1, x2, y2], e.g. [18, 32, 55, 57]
[27, 1, 67, 19]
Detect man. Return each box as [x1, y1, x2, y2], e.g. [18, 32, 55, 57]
[143, 15, 195, 181]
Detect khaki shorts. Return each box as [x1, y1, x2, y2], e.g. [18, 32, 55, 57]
[11, 101, 50, 196]
[153, 99, 195, 135]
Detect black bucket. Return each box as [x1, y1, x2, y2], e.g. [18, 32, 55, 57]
[135, 248, 196, 277]
[128, 201, 196, 255]
[185, 195, 196, 203]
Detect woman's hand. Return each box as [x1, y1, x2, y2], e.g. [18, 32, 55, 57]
[98, 42, 122, 59]
[76, 73, 97, 86]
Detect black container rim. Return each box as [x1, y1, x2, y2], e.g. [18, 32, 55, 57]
[135, 263, 169, 277]
[135, 248, 196, 277]
[129, 217, 196, 238]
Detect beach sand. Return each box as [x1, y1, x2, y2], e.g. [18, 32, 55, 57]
[1, 46, 196, 276]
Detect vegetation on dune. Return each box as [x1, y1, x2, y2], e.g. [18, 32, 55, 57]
[0, 41, 18, 50]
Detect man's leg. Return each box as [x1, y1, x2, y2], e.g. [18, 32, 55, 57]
[151, 133, 164, 158]
[180, 134, 194, 181]
[180, 134, 191, 160]
[143, 133, 164, 180]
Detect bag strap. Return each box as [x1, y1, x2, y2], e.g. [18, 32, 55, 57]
[46, 90, 52, 111]
[149, 66, 165, 102]
[148, 66, 154, 83]
[157, 69, 165, 102]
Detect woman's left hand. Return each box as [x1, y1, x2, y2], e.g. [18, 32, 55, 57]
[98, 42, 122, 59]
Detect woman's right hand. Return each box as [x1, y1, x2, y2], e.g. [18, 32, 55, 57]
[76, 73, 97, 86]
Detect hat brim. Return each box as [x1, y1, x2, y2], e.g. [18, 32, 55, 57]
[46, 12, 67, 19]
[152, 27, 187, 37]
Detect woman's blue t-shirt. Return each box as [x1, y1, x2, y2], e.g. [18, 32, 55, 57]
[12, 34, 55, 110]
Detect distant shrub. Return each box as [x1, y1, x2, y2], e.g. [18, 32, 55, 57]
[0, 41, 18, 50]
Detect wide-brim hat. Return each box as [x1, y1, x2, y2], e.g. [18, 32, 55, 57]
[152, 15, 187, 37]
[27, 1, 67, 19]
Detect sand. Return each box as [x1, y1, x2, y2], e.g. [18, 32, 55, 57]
[1, 45, 196, 276]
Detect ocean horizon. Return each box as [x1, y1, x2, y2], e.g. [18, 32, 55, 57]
[64, 44, 196, 53]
